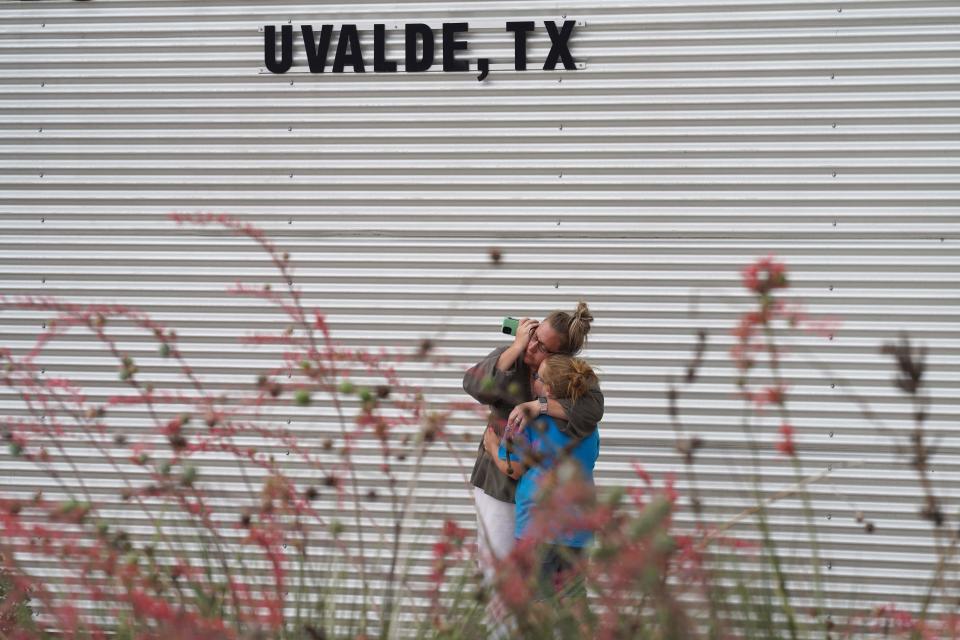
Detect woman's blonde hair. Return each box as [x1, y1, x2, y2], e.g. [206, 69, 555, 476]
[544, 301, 594, 355]
[540, 355, 598, 402]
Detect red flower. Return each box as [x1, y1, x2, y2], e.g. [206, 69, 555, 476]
[759, 385, 787, 407]
[741, 256, 789, 295]
[632, 462, 653, 486]
[742, 263, 761, 293]
[873, 604, 932, 636]
[442, 519, 467, 545]
[777, 423, 796, 457]
[432, 540, 451, 560]
[664, 473, 679, 505]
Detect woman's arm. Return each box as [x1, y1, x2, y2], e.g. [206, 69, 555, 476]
[506, 384, 603, 439]
[495, 317, 537, 372]
[554, 383, 603, 439]
[464, 323, 537, 408]
[462, 346, 511, 405]
[483, 427, 526, 480]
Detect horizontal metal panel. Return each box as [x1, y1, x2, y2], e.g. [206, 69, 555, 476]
[1, 0, 958, 635]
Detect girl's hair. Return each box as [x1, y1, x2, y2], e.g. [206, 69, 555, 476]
[540, 355, 598, 402]
[544, 301, 594, 355]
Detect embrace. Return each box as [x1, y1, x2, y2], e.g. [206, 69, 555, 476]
[462, 302, 603, 608]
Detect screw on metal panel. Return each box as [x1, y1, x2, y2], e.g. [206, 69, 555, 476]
[38, 128, 42, 132]
[555, 282, 559, 288]
[828, 334, 834, 341]
[832, 171, 837, 177]
[829, 431, 834, 437]
[288, 127, 292, 131]
[40, 82, 44, 87]
[559, 124, 563, 130]
[830, 73, 835, 79]
[837, 8, 842, 12]
[558, 78, 562, 83]
[290, 81, 294, 86]
[288, 219, 292, 224]
[41, 278, 45, 283]
[832, 123, 837, 128]
[40, 218, 44, 223]
[827, 560, 833, 569]
[289, 174, 293, 178]
[830, 383, 835, 388]
[827, 513, 832, 520]
[39, 174, 43, 178]
[832, 221, 837, 226]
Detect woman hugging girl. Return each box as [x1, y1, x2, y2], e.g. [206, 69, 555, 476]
[483, 354, 600, 601]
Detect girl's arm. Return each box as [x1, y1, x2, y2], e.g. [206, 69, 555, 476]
[483, 427, 526, 480]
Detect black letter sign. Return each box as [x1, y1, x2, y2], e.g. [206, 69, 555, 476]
[374, 24, 398, 72]
[264, 25, 293, 74]
[442, 22, 469, 72]
[505, 21, 535, 71]
[543, 20, 576, 70]
[302, 25, 334, 73]
[405, 23, 434, 72]
[333, 24, 366, 73]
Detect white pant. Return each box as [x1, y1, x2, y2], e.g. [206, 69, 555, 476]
[473, 487, 516, 637]
[474, 487, 516, 580]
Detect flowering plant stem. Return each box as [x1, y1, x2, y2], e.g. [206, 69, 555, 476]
[762, 323, 827, 632]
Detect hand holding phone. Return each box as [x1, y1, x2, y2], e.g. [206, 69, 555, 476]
[502, 317, 538, 355]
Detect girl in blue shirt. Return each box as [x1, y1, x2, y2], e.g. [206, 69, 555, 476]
[483, 355, 599, 599]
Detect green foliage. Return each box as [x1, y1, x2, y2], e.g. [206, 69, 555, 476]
[0, 569, 35, 635]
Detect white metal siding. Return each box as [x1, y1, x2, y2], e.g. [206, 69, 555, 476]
[1, 0, 958, 633]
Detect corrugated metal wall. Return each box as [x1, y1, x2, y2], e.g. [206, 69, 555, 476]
[1, 0, 958, 634]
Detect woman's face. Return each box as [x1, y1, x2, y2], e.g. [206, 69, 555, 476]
[524, 320, 564, 370]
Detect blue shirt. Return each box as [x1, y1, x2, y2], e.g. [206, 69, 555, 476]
[499, 415, 599, 547]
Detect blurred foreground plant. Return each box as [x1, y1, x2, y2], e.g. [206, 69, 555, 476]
[0, 213, 486, 639]
[0, 221, 956, 639]
[470, 255, 959, 640]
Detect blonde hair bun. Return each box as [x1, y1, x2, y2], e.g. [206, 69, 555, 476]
[541, 355, 598, 402]
[545, 301, 594, 355]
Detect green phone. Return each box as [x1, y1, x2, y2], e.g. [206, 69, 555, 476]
[501, 316, 519, 336]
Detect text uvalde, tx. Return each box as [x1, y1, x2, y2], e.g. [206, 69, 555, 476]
[264, 21, 577, 81]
